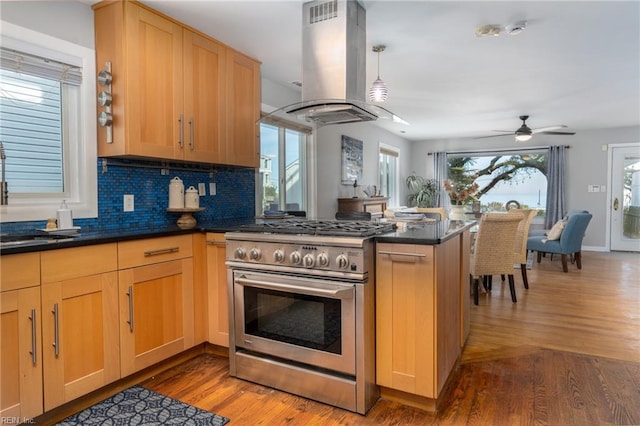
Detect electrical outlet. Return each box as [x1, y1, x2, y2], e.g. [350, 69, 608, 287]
[198, 182, 206, 196]
[209, 182, 216, 195]
[123, 194, 134, 211]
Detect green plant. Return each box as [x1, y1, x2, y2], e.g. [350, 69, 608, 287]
[406, 173, 439, 207]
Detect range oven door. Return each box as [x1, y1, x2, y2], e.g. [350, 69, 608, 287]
[232, 270, 356, 375]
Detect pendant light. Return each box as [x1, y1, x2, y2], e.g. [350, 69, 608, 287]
[368, 45, 388, 103]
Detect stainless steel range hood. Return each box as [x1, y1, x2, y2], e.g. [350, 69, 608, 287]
[265, 0, 407, 127]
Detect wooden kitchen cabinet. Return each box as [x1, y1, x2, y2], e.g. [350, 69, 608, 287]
[376, 237, 461, 410]
[118, 235, 195, 376]
[94, 1, 259, 166]
[40, 244, 120, 411]
[205, 233, 229, 347]
[0, 253, 43, 420]
[338, 197, 388, 219]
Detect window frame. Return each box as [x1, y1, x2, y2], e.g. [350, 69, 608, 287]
[0, 20, 97, 223]
[378, 142, 400, 207]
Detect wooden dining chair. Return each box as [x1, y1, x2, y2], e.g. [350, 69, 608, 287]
[470, 212, 523, 305]
[415, 207, 447, 220]
[508, 209, 537, 289]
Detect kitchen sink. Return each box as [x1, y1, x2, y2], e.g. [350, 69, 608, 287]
[0, 233, 76, 248]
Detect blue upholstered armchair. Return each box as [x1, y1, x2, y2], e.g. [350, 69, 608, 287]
[526, 211, 592, 272]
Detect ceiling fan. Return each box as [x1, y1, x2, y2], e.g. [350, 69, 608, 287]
[476, 115, 576, 141]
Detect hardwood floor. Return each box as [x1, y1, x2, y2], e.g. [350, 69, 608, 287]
[43, 251, 640, 425]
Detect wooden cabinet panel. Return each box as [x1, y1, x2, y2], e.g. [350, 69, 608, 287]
[226, 50, 261, 168]
[0, 286, 43, 419]
[118, 258, 194, 376]
[118, 235, 192, 269]
[338, 198, 388, 219]
[0, 252, 40, 292]
[206, 233, 228, 347]
[41, 271, 120, 411]
[183, 32, 226, 163]
[376, 243, 435, 397]
[41, 243, 117, 284]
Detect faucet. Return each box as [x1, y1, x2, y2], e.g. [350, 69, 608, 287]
[1, 141, 7, 205]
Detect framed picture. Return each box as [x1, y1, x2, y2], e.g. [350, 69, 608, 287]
[341, 135, 363, 184]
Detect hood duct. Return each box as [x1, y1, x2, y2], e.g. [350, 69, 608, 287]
[264, 0, 407, 127]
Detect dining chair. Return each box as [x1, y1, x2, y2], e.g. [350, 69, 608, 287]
[508, 208, 537, 289]
[470, 212, 523, 305]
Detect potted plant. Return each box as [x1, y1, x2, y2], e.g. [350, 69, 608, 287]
[406, 173, 439, 207]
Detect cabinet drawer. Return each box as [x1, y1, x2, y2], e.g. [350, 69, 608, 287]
[41, 244, 117, 284]
[0, 252, 40, 292]
[118, 235, 193, 269]
[365, 204, 384, 214]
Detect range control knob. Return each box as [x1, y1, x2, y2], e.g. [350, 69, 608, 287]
[290, 251, 302, 265]
[303, 254, 315, 268]
[234, 247, 246, 260]
[336, 254, 349, 269]
[249, 248, 261, 261]
[273, 249, 285, 263]
[317, 253, 329, 267]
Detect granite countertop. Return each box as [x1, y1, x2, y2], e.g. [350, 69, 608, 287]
[374, 219, 476, 245]
[1, 218, 477, 255]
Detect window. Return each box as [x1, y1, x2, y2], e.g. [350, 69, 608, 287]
[379, 144, 399, 207]
[446, 149, 548, 213]
[0, 21, 96, 222]
[258, 121, 309, 214]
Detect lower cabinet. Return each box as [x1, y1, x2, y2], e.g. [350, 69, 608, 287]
[118, 235, 195, 376]
[205, 233, 228, 347]
[1, 251, 43, 419]
[376, 237, 462, 405]
[40, 244, 120, 411]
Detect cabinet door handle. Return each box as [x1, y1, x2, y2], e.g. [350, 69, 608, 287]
[189, 117, 194, 150]
[178, 114, 184, 148]
[143, 246, 179, 257]
[206, 239, 226, 246]
[52, 303, 59, 357]
[378, 250, 426, 258]
[29, 309, 37, 364]
[126, 286, 134, 332]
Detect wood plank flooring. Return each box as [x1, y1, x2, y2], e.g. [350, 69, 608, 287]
[44, 251, 640, 425]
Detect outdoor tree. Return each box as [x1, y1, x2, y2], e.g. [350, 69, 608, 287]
[448, 154, 547, 200]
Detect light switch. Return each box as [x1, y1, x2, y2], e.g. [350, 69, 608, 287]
[198, 182, 206, 196]
[209, 182, 216, 195]
[123, 194, 134, 211]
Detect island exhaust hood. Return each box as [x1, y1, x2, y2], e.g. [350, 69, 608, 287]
[267, 0, 407, 127]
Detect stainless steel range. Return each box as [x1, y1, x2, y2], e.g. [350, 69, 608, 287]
[225, 219, 395, 414]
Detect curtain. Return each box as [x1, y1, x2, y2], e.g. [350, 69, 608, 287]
[545, 145, 567, 228]
[433, 151, 448, 208]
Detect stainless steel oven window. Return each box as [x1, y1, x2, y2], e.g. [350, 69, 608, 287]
[244, 286, 342, 354]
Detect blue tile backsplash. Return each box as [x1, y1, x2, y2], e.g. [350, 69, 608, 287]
[1, 158, 256, 234]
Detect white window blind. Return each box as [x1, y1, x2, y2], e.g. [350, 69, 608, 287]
[0, 46, 80, 193]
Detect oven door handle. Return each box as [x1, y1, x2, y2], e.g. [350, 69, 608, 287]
[235, 276, 354, 300]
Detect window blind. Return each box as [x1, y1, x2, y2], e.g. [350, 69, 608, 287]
[0, 47, 82, 86]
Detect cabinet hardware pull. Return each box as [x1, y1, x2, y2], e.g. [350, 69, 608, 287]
[126, 286, 134, 332]
[378, 250, 426, 258]
[143, 246, 179, 256]
[206, 239, 226, 245]
[189, 118, 194, 150]
[29, 309, 37, 364]
[52, 303, 59, 357]
[178, 114, 184, 148]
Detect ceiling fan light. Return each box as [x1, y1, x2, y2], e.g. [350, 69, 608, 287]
[369, 78, 388, 103]
[515, 133, 532, 142]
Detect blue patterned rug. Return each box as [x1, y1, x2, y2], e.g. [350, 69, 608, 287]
[56, 385, 229, 425]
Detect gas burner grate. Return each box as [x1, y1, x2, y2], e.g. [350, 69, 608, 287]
[238, 219, 395, 237]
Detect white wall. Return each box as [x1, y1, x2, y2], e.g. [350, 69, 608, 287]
[410, 125, 640, 250]
[0, 1, 94, 47]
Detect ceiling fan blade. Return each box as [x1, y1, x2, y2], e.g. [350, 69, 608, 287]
[531, 125, 568, 134]
[538, 131, 576, 135]
[473, 133, 511, 139]
[491, 130, 515, 133]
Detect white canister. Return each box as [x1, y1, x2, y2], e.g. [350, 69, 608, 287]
[185, 186, 199, 209]
[168, 177, 184, 209]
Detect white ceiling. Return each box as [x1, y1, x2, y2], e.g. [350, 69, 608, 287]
[137, 0, 639, 142]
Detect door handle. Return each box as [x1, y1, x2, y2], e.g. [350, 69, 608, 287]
[613, 197, 619, 211]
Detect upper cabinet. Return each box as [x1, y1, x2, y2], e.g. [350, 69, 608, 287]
[93, 1, 260, 167]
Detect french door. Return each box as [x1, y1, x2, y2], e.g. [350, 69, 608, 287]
[610, 145, 640, 252]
